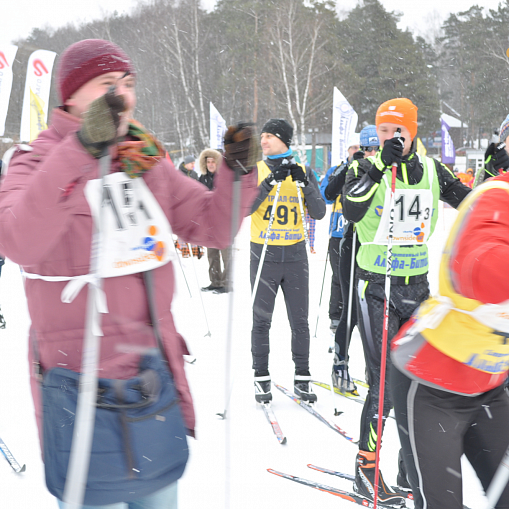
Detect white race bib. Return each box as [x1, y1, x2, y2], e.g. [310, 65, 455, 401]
[372, 170, 434, 246]
[85, 172, 175, 278]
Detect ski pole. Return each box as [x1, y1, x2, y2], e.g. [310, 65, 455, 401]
[222, 160, 244, 509]
[340, 228, 357, 394]
[218, 159, 244, 420]
[173, 238, 192, 298]
[251, 181, 282, 307]
[373, 129, 401, 509]
[313, 249, 329, 338]
[314, 199, 338, 340]
[295, 183, 310, 250]
[62, 150, 110, 509]
[186, 243, 211, 337]
[484, 443, 509, 509]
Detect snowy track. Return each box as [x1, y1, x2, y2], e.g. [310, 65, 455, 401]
[0, 203, 488, 508]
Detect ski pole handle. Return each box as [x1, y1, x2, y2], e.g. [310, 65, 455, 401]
[392, 127, 402, 169]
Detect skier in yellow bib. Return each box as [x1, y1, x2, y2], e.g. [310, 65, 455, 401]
[250, 118, 325, 404]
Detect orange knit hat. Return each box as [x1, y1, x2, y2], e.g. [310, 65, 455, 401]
[376, 98, 418, 140]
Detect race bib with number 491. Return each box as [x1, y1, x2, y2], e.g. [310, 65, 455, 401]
[84, 172, 175, 278]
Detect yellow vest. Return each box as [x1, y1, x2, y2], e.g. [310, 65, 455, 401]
[251, 161, 307, 246]
[412, 181, 509, 375]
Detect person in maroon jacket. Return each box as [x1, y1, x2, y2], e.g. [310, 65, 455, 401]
[0, 39, 258, 508]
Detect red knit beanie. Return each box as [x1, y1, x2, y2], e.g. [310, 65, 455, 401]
[57, 39, 136, 105]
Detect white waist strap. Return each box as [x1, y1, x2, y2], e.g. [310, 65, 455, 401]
[22, 271, 108, 315]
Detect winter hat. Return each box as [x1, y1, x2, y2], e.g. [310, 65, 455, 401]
[376, 98, 418, 140]
[183, 155, 195, 164]
[261, 118, 293, 148]
[499, 114, 509, 143]
[360, 125, 380, 148]
[347, 132, 361, 149]
[57, 39, 136, 105]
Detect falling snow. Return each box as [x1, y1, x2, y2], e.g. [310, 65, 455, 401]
[0, 203, 490, 508]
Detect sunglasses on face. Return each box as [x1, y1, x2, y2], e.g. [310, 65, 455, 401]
[362, 146, 379, 152]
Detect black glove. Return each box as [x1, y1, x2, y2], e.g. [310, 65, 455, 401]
[288, 163, 309, 186]
[331, 162, 347, 178]
[485, 142, 509, 172]
[353, 150, 364, 161]
[377, 135, 405, 170]
[264, 165, 291, 186]
[78, 87, 125, 158]
[223, 122, 260, 173]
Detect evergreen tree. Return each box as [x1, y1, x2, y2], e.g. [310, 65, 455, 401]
[339, 0, 440, 137]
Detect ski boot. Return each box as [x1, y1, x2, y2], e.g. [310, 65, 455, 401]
[332, 358, 358, 395]
[254, 371, 272, 403]
[354, 450, 406, 507]
[294, 370, 317, 403]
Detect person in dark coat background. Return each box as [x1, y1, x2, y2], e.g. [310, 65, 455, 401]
[198, 149, 231, 294]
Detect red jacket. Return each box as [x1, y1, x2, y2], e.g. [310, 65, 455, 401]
[0, 108, 258, 443]
[392, 172, 509, 393]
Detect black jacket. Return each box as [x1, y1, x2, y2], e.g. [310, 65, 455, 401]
[199, 170, 215, 190]
[343, 151, 471, 224]
[178, 162, 199, 181]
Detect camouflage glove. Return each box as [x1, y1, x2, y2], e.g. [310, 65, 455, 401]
[223, 122, 260, 173]
[77, 88, 125, 158]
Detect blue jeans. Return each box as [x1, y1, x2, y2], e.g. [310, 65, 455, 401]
[57, 481, 178, 509]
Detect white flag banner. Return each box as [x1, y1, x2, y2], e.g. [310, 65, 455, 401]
[210, 101, 226, 150]
[20, 49, 56, 142]
[331, 87, 358, 167]
[0, 45, 18, 137]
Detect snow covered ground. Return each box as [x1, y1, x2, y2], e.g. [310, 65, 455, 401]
[0, 203, 489, 508]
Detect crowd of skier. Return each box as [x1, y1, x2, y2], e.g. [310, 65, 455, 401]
[2, 37, 509, 509]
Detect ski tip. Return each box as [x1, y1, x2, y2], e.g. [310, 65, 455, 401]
[18, 464, 26, 473]
[280, 437, 287, 445]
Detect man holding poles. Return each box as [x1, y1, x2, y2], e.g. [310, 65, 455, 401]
[342, 98, 470, 505]
[324, 126, 379, 394]
[250, 119, 325, 404]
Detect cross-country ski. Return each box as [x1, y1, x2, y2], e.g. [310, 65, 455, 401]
[274, 383, 355, 442]
[267, 468, 399, 508]
[260, 403, 286, 445]
[0, 437, 26, 473]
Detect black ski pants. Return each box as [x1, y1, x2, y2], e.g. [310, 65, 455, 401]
[356, 272, 429, 452]
[328, 237, 343, 321]
[250, 258, 310, 373]
[334, 233, 359, 361]
[391, 367, 509, 508]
